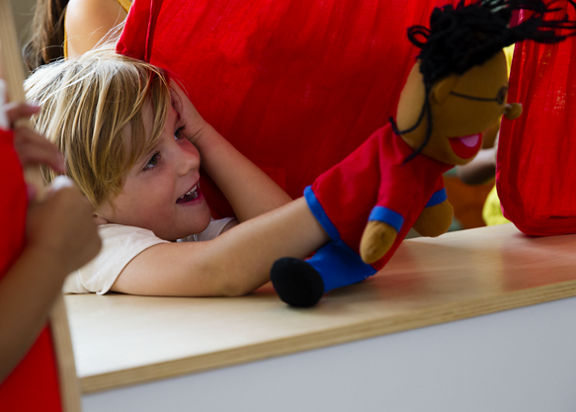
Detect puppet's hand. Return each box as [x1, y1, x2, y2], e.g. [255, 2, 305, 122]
[413, 200, 453, 237]
[360, 221, 397, 264]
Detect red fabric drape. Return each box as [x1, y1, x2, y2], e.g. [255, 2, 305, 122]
[117, 0, 457, 216]
[497, 1, 576, 235]
[0, 129, 62, 411]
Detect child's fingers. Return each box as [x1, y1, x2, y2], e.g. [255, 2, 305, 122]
[4, 101, 41, 125]
[13, 126, 65, 172]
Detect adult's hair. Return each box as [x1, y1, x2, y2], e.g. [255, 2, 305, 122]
[25, 47, 172, 206]
[23, 0, 69, 71]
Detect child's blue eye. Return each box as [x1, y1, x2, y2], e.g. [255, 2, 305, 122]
[143, 152, 160, 171]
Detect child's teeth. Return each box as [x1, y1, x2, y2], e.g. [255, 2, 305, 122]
[179, 184, 199, 201]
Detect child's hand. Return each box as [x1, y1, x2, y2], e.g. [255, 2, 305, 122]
[25, 176, 102, 274]
[170, 81, 211, 148]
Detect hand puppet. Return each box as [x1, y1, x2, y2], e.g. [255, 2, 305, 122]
[271, 0, 576, 307]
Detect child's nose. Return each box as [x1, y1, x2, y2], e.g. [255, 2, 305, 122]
[176, 144, 200, 176]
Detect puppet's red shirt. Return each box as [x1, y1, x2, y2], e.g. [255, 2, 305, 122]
[312, 124, 452, 268]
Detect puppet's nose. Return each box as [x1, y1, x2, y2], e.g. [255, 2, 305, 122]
[504, 103, 522, 120]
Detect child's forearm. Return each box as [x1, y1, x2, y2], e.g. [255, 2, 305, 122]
[0, 246, 69, 382]
[112, 198, 329, 297]
[195, 124, 292, 221]
[203, 197, 328, 294]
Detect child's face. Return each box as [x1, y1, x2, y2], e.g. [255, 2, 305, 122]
[96, 86, 211, 240]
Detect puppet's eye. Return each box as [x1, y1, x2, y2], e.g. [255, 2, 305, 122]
[496, 86, 508, 105]
[450, 86, 509, 105]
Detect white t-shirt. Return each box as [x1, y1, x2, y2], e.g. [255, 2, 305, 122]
[64, 218, 234, 294]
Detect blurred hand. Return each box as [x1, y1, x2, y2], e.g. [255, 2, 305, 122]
[0, 78, 64, 173]
[4, 102, 66, 173]
[26, 177, 101, 274]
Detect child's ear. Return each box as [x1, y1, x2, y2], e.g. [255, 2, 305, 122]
[430, 75, 458, 105]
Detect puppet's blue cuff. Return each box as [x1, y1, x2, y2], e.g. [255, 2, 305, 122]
[425, 188, 447, 207]
[304, 186, 376, 291]
[368, 206, 404, 232]
[307, 241, 377, 292]
[304, 185, 341, 241]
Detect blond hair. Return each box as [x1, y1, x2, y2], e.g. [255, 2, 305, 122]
[25, 47, 171, 206]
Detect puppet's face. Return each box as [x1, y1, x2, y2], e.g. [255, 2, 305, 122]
[396, 50, 521, 165]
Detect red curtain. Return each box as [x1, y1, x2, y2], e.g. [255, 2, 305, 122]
[118, 0, 458, 216]
[0, 129, 62, 410]
[497, 1, 576, 235]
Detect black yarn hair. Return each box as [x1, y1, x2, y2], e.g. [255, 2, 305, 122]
[393, 0, 576, 162]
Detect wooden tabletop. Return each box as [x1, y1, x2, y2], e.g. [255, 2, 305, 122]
[66, 223, 576, 394]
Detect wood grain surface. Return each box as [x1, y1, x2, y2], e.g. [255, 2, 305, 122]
[66, 224, 576, 393]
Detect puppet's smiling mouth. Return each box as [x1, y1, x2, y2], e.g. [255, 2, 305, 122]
[449, 133, 482, 159]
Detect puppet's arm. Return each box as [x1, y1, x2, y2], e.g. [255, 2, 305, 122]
[413, 188, 453, 237]
[359, 207, 400, 263]
[413, 200, 453, 237]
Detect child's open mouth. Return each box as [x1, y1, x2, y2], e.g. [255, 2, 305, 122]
[176, 183, 200, 203]
[449, 133, 482, 159]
